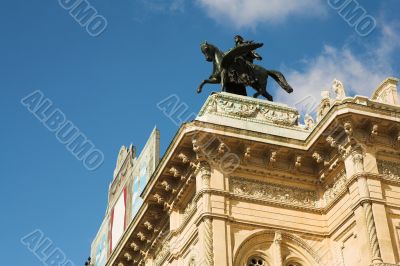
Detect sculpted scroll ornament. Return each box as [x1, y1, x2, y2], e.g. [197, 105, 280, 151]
[230, 177, 318, 207]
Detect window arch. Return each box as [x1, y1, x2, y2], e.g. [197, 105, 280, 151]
[286, 262, 302, 266]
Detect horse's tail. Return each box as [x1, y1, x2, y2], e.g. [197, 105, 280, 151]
[266, 70, 293, 93]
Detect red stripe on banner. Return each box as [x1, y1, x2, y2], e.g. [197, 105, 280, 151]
[109, 207, 114, 253]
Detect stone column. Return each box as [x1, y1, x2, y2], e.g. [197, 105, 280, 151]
[352, 151, 382, 264]
[197, 162, 214, 266]
[273, 231, 283, 266]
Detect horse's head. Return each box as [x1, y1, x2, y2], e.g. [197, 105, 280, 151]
[200, 41, 215, 62]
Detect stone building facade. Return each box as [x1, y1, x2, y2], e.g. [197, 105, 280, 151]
[91, 77, 400, 266]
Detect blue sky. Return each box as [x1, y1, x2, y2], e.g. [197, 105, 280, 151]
[1, 0, 399, 265]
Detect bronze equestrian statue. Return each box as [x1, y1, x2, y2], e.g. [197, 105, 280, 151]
[196, 35, 293, 101]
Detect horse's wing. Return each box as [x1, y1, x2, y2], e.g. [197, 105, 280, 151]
[221, 43, 263, 69]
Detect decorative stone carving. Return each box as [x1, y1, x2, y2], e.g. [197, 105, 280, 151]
[143, 221, 154, 231]
[230, 177, 318, 208]
[137, 232, 148, 242]
[192, 138, 202, 159]
[322, 171, 347, 205]
[377, 160, 400, 181]
[258, 106, 299, 126]
[217, 142, 227, 156]
[352, 151, 364, 173]
[130, 242, 139, 251]
[203, 218, 214, 266]
[332, 79, 346, 100]
[294, 155, 302, 169]
[154, 193, 164, 204]
[182, 197, 196, 222]
[364, 201, 383, 264]
[343, 121, 353, 140]
[371, 77, 399, 105]
[371, 124, 379, 137]
[304, 114, 315, 130]
[123, 252, 132, 261]
[312, 152, 329, 166]
[169, 166, 181, 178]
[243, 147, 251, 162]
[178, 152, 197, 169]
[273, 231, 283, 266]
[317, 91, 332, 122]
[178, 152, 190, 164]
[326, 135, 337, 148]
[270, 151, 277, 165]
[161, 180, 177, 194]
[198, 93, 300, 127]
[199, 161, 211, 188]
[326, 135, 346, 155]
[154, 242, 170, 266]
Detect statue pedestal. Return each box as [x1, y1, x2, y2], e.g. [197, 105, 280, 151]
[196, 92, 309, 140]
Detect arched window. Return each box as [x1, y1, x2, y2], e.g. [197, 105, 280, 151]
[247, 256, 266, 266]
[286, 262, 302, 266]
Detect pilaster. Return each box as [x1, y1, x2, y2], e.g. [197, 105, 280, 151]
[351, 150, 383, 264]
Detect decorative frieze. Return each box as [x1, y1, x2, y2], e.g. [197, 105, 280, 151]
[377, 160, 400, 181]
[230, 177, 318, 208]
[182, 197, 197, 222]
[198, 92, 300, 127]
[322, 171, 347, 206]
[154, 241, 170, 266]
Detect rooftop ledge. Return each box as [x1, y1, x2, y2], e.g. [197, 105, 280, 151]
[196, 77, 400, 141]
[196, 92, 309, 140]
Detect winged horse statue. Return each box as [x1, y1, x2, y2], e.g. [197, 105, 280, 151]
[196, 38, 293, 101]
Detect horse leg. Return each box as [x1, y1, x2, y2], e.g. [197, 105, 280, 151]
[253, 75, 273, 101]
[220, 70, 226, 92]
[263, 91, 273, 101]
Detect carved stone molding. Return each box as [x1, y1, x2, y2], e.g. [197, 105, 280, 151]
[352, 151, 364, 173]
[363, 201, 382, 263]
[154, 241, 170, 266]
[182, 197, 197, 222]
[322, 171, 347, 206]
[198, 92, 300, 127]
[377, 160, 400, 181]
[199, 161, 211, 188]
[203, 217, 214, 266]
[230, 177, 318, 208]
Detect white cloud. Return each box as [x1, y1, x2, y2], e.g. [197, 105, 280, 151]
[274, 22, 400, 116]
[197, 0, 326, 28]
